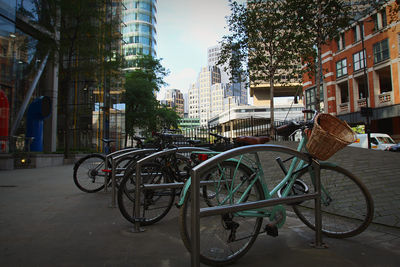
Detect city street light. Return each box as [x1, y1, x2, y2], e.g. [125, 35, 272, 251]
[359, 21, 372, 149]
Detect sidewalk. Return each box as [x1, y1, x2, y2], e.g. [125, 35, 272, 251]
[0, 165, 400, 266]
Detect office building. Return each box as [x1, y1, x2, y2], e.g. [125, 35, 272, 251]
[121, 0, 157, 70]
[303, 1, 400, 141]
[163, 89, 184, 117]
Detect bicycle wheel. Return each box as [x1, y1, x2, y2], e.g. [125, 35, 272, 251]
[173, 153, 192, 182]
[202, 161, 256, 207]
[292, 164, 374, 238]
[179, 162, 264, 266]
[117, 162, 175, 226]
[73, 154, 109, 193]
[114, 156, 137, 186]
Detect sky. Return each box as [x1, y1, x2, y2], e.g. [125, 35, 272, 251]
[156, 0, 233, 99]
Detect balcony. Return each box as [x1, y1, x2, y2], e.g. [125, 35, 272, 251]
[338, 102, 349, 114]
[357, 98, 367, 108]
[377, 91, 393, 107]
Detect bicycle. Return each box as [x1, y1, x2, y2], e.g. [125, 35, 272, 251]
[117, 132, 271, 227]
[178, 110, 374, 266]
[117, 132, 195, 225]
[73, 137, 150, 193]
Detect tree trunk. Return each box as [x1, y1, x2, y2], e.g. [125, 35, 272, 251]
[315, 0, 322, 112]
[315, 42, 322, 112]
[269, 77, 275, 138]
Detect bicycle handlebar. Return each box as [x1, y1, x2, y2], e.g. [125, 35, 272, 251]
[276, 109, 317, 137]
[209, 132, 230, 143]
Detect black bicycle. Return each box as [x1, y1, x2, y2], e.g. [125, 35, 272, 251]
[117, 132, 193, 225]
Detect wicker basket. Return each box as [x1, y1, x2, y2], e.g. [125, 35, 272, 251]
[306, 113, 356, 161]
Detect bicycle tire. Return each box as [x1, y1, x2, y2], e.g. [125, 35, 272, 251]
[73, 154, 109, 193]
[179, 161, 264, 266]
[117, 162, 175, 226]
[292, 164, 374, 238]
[114, 156, 138, 187]
[173, 153, 192, 182]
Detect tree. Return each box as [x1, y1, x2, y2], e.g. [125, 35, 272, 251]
[154, 105, 180, 131]
[288, 0, 392, 112]
[288, 0, 353, 112]
[219, 0, 308, 135]
[123, 55, 175, 138]
[20, 0, 123, 156]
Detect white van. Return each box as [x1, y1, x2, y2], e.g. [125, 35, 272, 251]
[348, 133, 396, 150]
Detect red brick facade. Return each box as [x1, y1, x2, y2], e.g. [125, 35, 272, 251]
[303, 2, 400, 141]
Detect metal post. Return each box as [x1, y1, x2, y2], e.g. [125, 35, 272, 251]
[360, 21, 372, 149]
[191, 169, 200, 267]
[10, 52, 50, 136]
[312, 160, 324, 248]
[110, 157, 116, 208]
[104, 155, 109, 193]
[133, 161, 144, 232]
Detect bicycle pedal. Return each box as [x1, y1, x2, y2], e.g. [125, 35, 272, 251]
[264, 224, 279, 237]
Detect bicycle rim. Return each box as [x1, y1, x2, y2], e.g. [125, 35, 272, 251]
[73, 154, 107, 193]
[179, 162, 264, 265]
[293, 164, 374, 238]
[117, 162, 175, 226]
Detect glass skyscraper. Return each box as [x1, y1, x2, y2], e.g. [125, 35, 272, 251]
[122, 0, 157, 70]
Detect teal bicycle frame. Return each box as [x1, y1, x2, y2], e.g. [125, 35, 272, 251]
[179, 130, 334, 228]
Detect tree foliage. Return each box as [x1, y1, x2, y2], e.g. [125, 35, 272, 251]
[219, 0, 308, 132]
[221, 0, 392, 114]
[19, 0, 124, 156]
[123, 55, 178, 137]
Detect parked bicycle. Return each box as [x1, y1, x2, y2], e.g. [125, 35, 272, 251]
[117, 132, 271, 226]
[72, 133, 174, 193]
[178, 110, 374, 266]
[73, 138, 142, 193]
[117, 132, 195, 225]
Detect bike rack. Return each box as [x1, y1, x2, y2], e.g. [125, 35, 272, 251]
[106, 148, 158, 207]
[189, 144, 323, 267]
[132, 147, 212, 232]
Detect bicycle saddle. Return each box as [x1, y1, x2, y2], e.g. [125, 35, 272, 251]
[235, 136, 270, 145]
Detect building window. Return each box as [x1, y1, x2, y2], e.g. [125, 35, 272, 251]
[305, 86, 324, 117]
[353, 50, 366, 72]
[337, 33, 345, 51]
[354, 76, 368, 99]
[373, 10, 387, 31]
[336, 58, 347, 78]
[381, 10, 387, 28]
[338, 81, 349, 103]
[377, 66, 392, 94]
[373, 38, 389, 64]
[352, 24, 362, 43]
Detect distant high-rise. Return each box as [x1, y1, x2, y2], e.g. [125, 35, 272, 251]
[207, 45, 247, 106]
[189, 66, 224, 125]
[165, 89, 184, 117]
[122, 0, 157, 70]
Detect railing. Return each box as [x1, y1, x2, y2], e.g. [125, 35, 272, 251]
[357, 98, 367, 108]
[339, 103, 349, 114]
[378, 92, 392, 105]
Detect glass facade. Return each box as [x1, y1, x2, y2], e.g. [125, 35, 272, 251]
[122, 0, 157, 69]
[1, 0, 125, 156]
[0, 0, 48, 153]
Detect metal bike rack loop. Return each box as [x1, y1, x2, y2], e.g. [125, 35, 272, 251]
[189, 144, 323, 267]
[132, 147, 212, 233]
[107, 148, 158, 207]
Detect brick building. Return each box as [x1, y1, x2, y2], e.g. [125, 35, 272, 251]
[303, 1, 400, 141]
